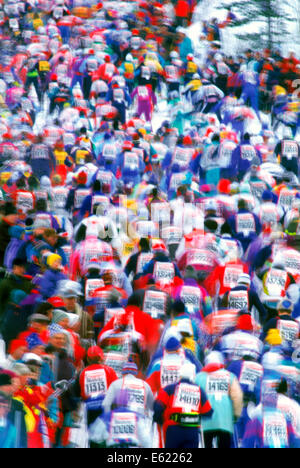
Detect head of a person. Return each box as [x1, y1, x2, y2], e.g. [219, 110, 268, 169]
[12, 258, 26, 277]
[238, 198, 248, 211]
[22, 353, 43, 382]
[122, 360, 138, 377]
[8, 339, 27, 361]
[171, 300, 186, 317]
[26, 333, 45, 357]
[52, 309, 70, 329]
[48, 324, 67, 350]
[165, 336, 182, 355]
[43, 228, 58, 247]
[28, 314, 50, 333]
[46, 253, 62, 271]
[0, 392, 11, 418]
[0, 368, 20, 397]
[139, 237, 150, 252]
[87, 345, 104, 365]
[237, 273, 251, 289]
[277, 298, 293, 316]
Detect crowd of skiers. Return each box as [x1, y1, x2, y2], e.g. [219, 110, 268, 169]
[0, 0, 299, 449]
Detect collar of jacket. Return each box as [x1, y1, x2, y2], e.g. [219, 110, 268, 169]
[201, 363, 225, 373]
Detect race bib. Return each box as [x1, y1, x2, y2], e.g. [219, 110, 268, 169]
[102, 144, 117, 160]
[161, 226, 182, 245]
[84, 368, 107, 399]
[263, 413, 288, 448]
[143, 290, 166, 319]
[126, 381, 146, 413]
[104, 352, 127, 377]
[278, 320, 299, 343]
[85, 279, 105, 301]
[239, 362, 263, 389]
[136, 221, 159, 238]
[265, 269, 287, 296]
[16, 192, 34, 212]
[104, 308, 125, 326]
[124, 152, 139, 171]
[151, 203, 170, 223]
[278, 189, 295, 210]
[160, 361, 181, 387]
[206, 372, 230, 401]
[113, 88, 124, 102]
[236, 213, 255, 236]
[241, 145, 256, 161]
[173, 148, 193, 167]
[180, 286, 201, 314]
[228, 290, 249, 311]
[260, 205, 278, 225]
[284, 251, 300, 278]
[169, 173, 186, 190]
[74, 189, 90, 209]
[136, 253, 153, 274]
[223, 265, 244, 289]
[154, 262, 175, 284]
[282, 141, 298, 160]
[138, 86, 148, 98]
[173, 383, 200, 412]
[250, 182, 266, 200]
[187, 249, 211, 267]
[53, 188, 68, 209]
[109, 412, 138, 444]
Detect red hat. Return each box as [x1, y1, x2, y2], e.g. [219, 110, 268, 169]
[122, 140, 133, 150]
[77, 171, 87, 184]
[9, 339, 27, 355]
[183, 135, 192, 146]
[48, 297, 65, 308]
[104, 54, 111, 63]
[237, 314, 253, 332]
[87, 346, 104, 360]
[218, 179, 231, 194]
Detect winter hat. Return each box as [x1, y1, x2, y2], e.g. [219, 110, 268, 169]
[47, 253, 62, 269]
[218, 179, 231, 194]
[40, 176, 51, 189]
[237, 273, 251, 287]
[66, 313, 80, 328]
[265, 329, 282, 346]
[26, 333, 45, 351]
[77, 171, 87, 185]
[48, 297, 65, 309]
[9, 339, 27, 355]
[11, 363, 31, 376]
[277, 298, 293, 314]
[179, 362, 196, 382]
[48, 323, 65, 337]
[52, 309, 69, 324]
[236, 314, 253, 331]
[87, 346, 104, 360]
[204, 351, 224, 366]
[22, 353, 43, 367]
[262, 190, 273, 202]
[165, 337, 181, 353]
[122, 361, 138, 375]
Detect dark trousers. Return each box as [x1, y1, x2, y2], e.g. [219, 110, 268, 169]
[165, 425, 199, 449]
[204, 430, 232, 448]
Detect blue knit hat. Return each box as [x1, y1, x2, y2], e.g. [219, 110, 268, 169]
[262, 190, 273, 201]
[165, 337, 181, 353]
[122, 361, 138, 375]
[26, 333, 45, 351]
